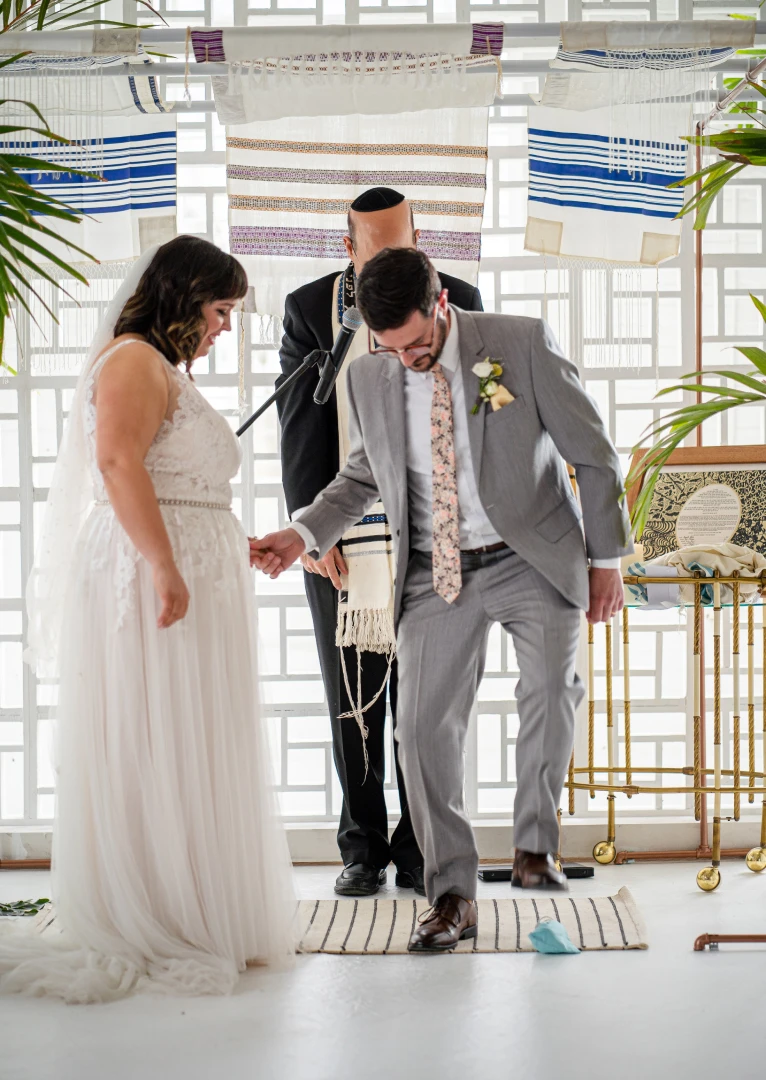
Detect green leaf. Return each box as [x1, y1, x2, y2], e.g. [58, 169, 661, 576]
[669, 160, 732, 190]
[749, 292, 766, 324]
[628, 391, 749, 537]
[735, 345, 766, 373]
[698, 368, 766, 395]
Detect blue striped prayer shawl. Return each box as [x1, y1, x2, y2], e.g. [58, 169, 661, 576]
[16, 129, 176, 217]
[528, 128, 686, 221]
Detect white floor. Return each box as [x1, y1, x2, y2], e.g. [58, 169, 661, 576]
[1, 860, 764, 1080]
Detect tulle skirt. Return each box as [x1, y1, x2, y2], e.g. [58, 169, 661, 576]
[0, 506, 296, 1002]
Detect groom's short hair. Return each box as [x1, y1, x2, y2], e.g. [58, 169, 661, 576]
[356, 248, 440, 332]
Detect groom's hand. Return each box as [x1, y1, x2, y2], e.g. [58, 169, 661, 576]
[301, 545, 348, 590]
[249, 528, 306, 578]
[586, 567, 624, 624]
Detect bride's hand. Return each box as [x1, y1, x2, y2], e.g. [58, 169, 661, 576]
[152, 560, 190, 629]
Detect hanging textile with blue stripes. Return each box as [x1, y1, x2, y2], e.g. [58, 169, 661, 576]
[525, 26, 751, 267]
[521, 30, 746, 367]
[0, 49, 176, 262]
[526, 105, 688, 267]
[10, 116, 177, 263]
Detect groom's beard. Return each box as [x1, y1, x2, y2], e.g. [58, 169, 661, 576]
[408, 318, 448, 373]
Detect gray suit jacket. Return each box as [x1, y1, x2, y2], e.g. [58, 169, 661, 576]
[298, 309, 633, 620]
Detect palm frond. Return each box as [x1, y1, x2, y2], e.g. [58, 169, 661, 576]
[1, 0, 161, 32]
[629, 292, 766, 537]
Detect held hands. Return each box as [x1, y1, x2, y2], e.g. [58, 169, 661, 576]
[300, 545, 348, 590]
[586, 567, 624, 625]
[152, 560, 190, 629]
[249, 528, 306, 579]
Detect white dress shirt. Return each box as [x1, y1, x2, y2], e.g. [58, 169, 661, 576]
[291, 309, 618, 568]
[402, 311, 501, 552]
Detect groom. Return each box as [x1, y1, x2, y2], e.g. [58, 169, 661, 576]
[253, 249, 631, 952]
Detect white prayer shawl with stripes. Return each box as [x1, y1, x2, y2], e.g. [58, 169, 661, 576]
[332, 275, 397, 657]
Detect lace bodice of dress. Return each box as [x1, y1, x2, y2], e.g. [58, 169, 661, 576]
[84, 338, 241, 505]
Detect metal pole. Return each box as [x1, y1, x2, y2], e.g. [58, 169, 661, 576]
[4, 22, 766, 48]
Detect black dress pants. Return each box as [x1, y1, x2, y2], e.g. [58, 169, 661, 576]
[303, 570, 422, 872]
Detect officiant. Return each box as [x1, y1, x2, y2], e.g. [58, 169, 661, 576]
[276, 187, 483, 898]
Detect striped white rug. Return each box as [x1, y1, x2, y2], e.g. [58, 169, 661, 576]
[297, 887, 647, 954]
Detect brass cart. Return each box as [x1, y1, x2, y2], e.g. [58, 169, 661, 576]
[564, 571, 766, 892]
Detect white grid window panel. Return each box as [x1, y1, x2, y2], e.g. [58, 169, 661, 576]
[1, 0, 764, 826]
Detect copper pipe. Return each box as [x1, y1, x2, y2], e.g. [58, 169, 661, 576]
[694, 933, 766, 951]
[0, 859, 51, 871]
[695, 119, 703, 446]
[616, 847, 752, 865]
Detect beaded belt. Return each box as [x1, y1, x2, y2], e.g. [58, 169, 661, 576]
[96, 497, 231, 511]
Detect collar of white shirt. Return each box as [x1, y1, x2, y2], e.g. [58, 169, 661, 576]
[435, 306, 460, 376]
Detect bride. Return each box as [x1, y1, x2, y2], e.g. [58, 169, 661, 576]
[0, 237, 295, 1002]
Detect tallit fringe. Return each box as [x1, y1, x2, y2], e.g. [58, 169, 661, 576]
[338, 645, 395, 783]
[335, 605, 396, 655]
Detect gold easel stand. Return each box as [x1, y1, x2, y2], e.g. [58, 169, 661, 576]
[566, 573, 766, 891]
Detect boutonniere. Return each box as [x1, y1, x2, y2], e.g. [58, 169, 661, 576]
[471, 358, 514, 414]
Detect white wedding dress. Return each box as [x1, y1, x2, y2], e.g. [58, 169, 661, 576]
[0, 338, 295, 1002]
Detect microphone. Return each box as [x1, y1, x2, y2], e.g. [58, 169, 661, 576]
[313, 306, 365, 405]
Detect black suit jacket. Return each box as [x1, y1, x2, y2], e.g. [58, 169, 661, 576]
[276, 269, 483, 515]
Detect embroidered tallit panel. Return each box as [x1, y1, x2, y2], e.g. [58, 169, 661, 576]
[199, 24, 502, 123]
[191, 22, 504, 64]
[227, 109, 489, 316]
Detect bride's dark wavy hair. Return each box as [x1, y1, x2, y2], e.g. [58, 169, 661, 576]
[113, 236, 248, 369]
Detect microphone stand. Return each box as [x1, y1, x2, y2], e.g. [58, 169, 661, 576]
[236, 348, 328, 438]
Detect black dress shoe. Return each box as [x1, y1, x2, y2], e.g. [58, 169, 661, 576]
[334, 863, 387, 897]
[395, 866, 426, 897]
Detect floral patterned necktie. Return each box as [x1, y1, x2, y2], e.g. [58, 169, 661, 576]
[430, 363, 462, 604]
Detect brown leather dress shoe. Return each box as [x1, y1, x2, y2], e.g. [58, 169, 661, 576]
[408, 893, 477, 952]
[512, 850, 568, 891]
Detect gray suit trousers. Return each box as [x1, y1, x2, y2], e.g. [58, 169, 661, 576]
[396, 547, 584, 904]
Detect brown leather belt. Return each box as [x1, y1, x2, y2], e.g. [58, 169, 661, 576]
[460, 541, 509, 556]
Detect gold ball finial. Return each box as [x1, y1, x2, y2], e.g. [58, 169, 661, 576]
[593, 841, 617, 865]
[696, 866, 721, 891]
[745, 846, 766, 873]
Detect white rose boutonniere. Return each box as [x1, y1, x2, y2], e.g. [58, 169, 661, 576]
[471, 358, 508, 414]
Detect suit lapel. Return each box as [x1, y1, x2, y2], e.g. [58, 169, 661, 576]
[455, 308, 489, 487]
[381, 357, 408, 513]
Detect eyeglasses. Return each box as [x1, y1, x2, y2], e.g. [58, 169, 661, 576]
[369, 306, 445, 362]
